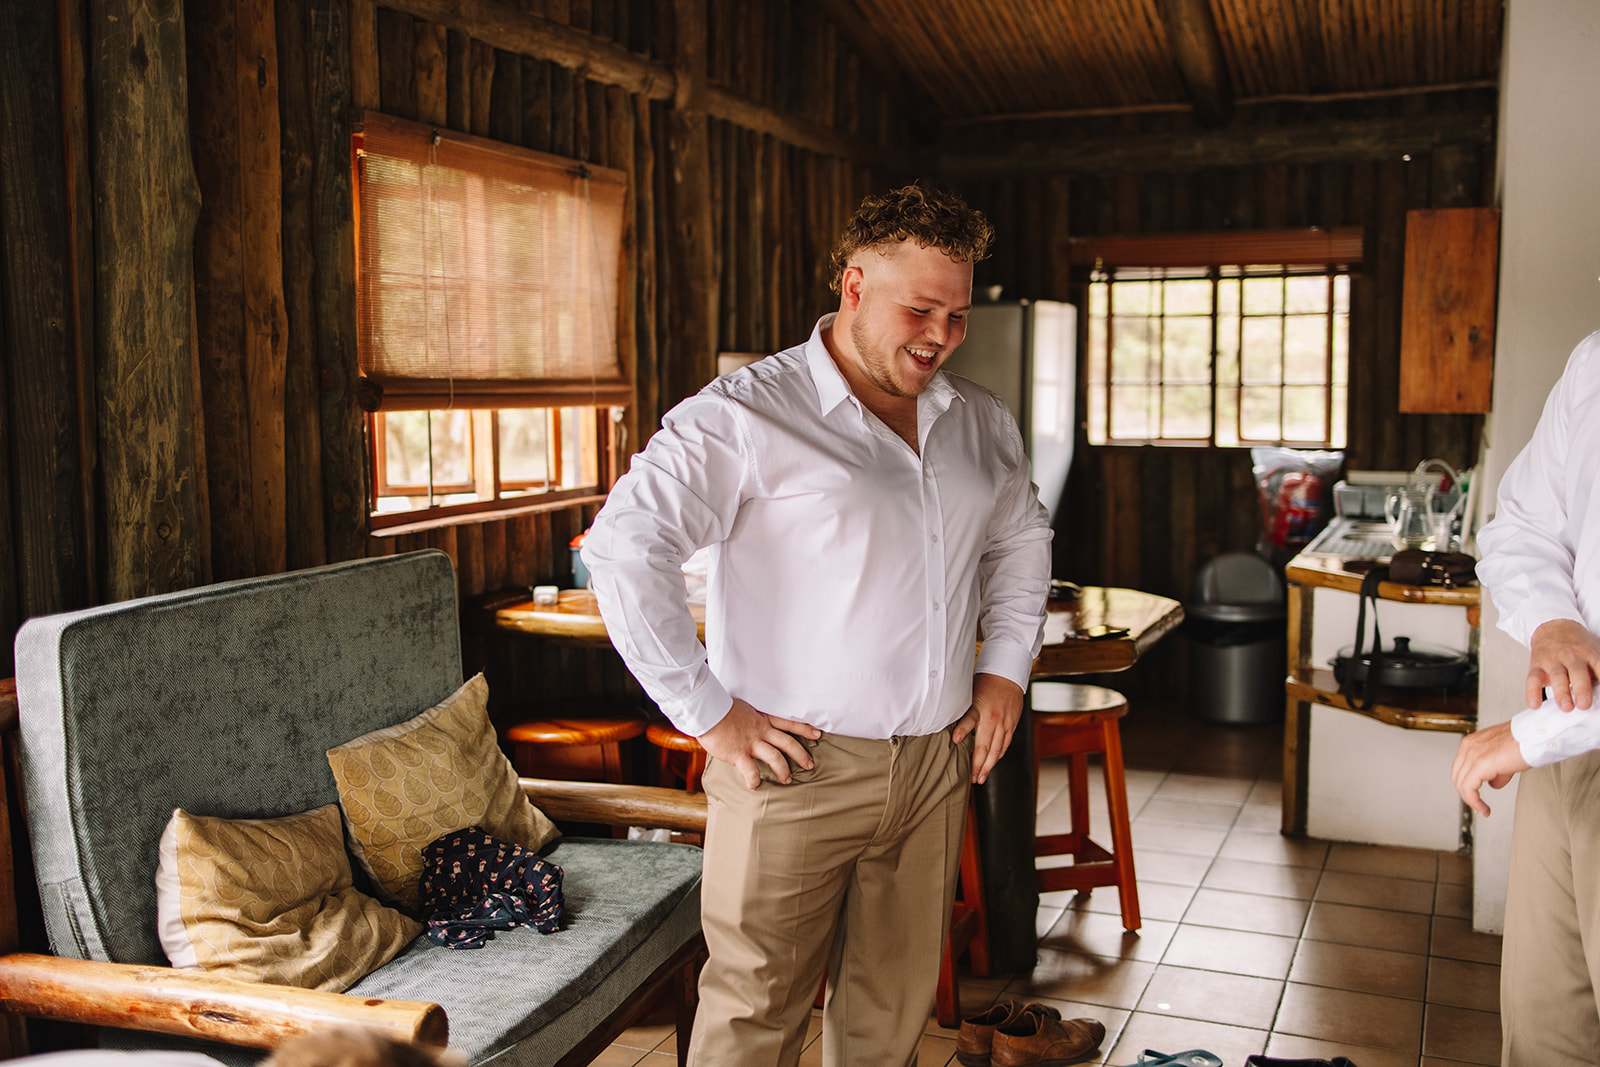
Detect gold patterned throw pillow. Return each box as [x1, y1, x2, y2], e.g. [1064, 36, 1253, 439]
[327, 672, 560, 911]
[154, 804, 422, 992]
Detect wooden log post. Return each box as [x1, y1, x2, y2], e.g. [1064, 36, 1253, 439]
[665, 0, 716, 411]
[91, 0, 205, 601]
[0, 0, 90, 627]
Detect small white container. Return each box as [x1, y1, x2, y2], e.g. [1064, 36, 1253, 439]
[532, 585, 559, 607]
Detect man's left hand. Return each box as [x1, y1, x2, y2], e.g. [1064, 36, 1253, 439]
[1451, 721, 1531, 817]
[951, 673, 1024, 785]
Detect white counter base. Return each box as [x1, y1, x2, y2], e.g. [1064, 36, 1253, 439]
[1307, 703, 1466, 851]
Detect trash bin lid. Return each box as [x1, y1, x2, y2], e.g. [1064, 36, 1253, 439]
[1188, 601, 1287, 623]
[1192, 552, 1285, 607]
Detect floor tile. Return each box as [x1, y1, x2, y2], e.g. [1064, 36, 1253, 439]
[1138, 796, 1244, 828]
[1314, 869, 1437, 914]
[1287, 939, 1429, 1000]
[1233, 804, 1284, 831]
[1421, 1059, 1490, 1067]
[1202, 857, 1322, 900]
[1246, 779, 1283, 806]
[1106, 1012, 1268, 1067]
[1423, 1003, 1501, 1065]
[1182, 887, 1311, 938]
[1430, 915, 1503, 965]
[1154, 772, 1255, 804]
[1427, 957, 1500, 1013]
[1129, 818, 1229, 857]
[1264, 1033, 1416, 1067]
[1163, 924, 1298, 980]
[588, 1047, 647, 1067]
[1039, 910, 1176, 962]
[913, 1030, 959, 1066]
[1301, 901, 1432, 955]
[1218, 828, 1330, 868]
[1125, 847, 1215, 887]
[1017, 947, 1158, 1010]
[1136, 963, 1284, 1030]
[1434, 880, 1471, 920]
[1326, 841, 1441, 882]
[1437, 849, 1472, 885]
[1273, 982, 1424, 1052]
[1064, 879, 1198, 923]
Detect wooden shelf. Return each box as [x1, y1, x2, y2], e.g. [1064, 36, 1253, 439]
[1286, 667, 1476, 734]
[1286, 556, 1479, 607]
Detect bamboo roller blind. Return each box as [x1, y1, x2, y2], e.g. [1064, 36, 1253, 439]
[355, 112, 630, 410]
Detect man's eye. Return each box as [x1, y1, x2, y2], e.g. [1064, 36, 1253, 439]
[909, 307, 930, 315]
[949, 313, 966, 322]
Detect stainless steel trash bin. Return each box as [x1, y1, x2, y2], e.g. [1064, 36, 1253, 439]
[1187, 553, 1288, 724]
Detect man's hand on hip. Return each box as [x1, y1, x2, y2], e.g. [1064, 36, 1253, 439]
[1527, 618, 1600, 710]
[951, 673, 1024, 786]
[1451, 721, 1530, 817]
[696, 698, 821, 791]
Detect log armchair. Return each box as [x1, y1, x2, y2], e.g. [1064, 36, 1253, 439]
[0, 550, 705, 1066]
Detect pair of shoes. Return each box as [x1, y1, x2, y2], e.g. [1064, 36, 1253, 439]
[1119, 1051, 1224, 1067]
[991, 1008, 1107, 1067]
[956, 1000, 1061, 1067]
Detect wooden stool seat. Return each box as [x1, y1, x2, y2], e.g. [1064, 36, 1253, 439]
[1031, 681, 1141, 931]
[504, 703, 647, 786]
[645, 721, 708, 793]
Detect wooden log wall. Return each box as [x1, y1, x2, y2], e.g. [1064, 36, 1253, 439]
[949, 90, 1496, 699]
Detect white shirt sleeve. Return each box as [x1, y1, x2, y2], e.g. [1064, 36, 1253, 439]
[1511, 696, 1600, 767]
[972, 401, 1052, 690]
[581, 393, 747, 737]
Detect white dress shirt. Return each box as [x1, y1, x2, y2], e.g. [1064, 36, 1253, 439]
[581, 316, 1053, 739]
[1477, 330, 1600, 766]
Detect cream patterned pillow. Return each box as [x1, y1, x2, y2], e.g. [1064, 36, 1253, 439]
[327, 673, 560, 911]
[154, 804, 421, 992]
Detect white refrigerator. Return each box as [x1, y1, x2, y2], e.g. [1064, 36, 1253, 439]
[941, 299, 1077, 520]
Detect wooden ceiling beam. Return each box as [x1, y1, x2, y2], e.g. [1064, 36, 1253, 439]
[371, 0, 899, 167]
[935, 111, 1494, 178]
[1155, 0, 1235, 126]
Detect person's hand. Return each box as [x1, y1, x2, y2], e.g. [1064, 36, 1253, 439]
[1526, 618, 1600, 710]
[950, 673, 1023, 785]
[1451, 721, 1531, 817]
[696, 698, 821, 791]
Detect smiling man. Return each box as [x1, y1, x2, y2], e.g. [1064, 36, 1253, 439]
[582, 184, 1052, 1066]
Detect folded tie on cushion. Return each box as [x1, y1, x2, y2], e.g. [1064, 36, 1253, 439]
[419, 826, 564, 948]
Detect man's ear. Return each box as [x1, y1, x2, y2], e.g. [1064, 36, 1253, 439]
[840, 264, 865, 310]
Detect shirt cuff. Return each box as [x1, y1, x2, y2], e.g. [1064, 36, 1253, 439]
[974, 640, 1037, 694]
[1510, 698, 1600, 768]
[657, 676, 735, 739]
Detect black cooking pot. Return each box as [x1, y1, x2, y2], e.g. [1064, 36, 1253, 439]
[1332, 635, 1475, 689]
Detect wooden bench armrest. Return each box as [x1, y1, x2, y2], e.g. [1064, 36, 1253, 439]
[519, 778, 708, 834]
[0, 953, 448, 1050]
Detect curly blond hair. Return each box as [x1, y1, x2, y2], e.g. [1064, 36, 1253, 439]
[828, 184, 995, 294]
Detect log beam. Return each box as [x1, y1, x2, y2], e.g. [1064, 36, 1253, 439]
[1155, 0, 1234, 127]
[937, 112, 1495, 179]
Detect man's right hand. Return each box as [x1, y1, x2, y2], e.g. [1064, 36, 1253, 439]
[1527, 618, 1600, 710]
[696, 698, 822, 790]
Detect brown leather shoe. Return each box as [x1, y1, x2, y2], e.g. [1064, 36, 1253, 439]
[991, 1008, 1106, 1067]
[956, 1001, 1062, 1067]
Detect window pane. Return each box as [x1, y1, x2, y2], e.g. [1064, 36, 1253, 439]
[1163, 278, 1212, 315]
[1162, 317, 1212, 382]
[1089, 280, 1109, 319]
[1332, 314, 1349, 387]
[429, 410, 472, 485]
[1217, 275, 1240, 317]
[499, 408, 551, 484]
[1333, 273, 1350, 312]
[1285, 275, 1329, 314]
[1284, 316, 1329, 383]
[1215, 385, 1240, 447]
[1113, 280, 1153, 317]
[1087, 379, 1108, 445]
[1110, 318, 1156, 382]
[1241, 318, 1284, 382]
[1331, 385, 1348, 447]
[1161, 384, 1212, 439]
[1242, 276, 1283, 315]
[561, 406, 600, 487]
[1109, 384, 1154, 439]
[1240, 386, 1282, 441]
[384, 411, 432, 486]
[1283, 385, 1328, 442]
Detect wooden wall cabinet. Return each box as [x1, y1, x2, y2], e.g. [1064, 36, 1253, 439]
[1399, 207, 1500, 413]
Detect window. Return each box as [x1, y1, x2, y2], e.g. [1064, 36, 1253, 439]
[1076, 229, 1362, 449]
[353, 112, 630, 525]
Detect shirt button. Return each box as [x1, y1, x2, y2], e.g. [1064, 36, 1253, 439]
[931, 534, 940, 543]
[933, 601, 942, 612]
[929, 669, 938, 679]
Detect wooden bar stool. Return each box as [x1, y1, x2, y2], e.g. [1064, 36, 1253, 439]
[935, 798, 991, 1028]
[645, 721, 708, 793]
[1031, 682, 1141, 931]
[504, 702, 647, 785]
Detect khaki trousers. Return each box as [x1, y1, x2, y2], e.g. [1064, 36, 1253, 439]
[1502, 749, 1600, 1065]
[687, 729, 972, 1067]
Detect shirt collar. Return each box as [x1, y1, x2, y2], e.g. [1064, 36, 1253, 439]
[804, 314, 964, 419]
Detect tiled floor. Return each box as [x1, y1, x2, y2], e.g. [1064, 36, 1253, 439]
[602, 698, 1500, 1066]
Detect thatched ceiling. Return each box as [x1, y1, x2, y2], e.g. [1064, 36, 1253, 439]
[819, 0, 1504, 124]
